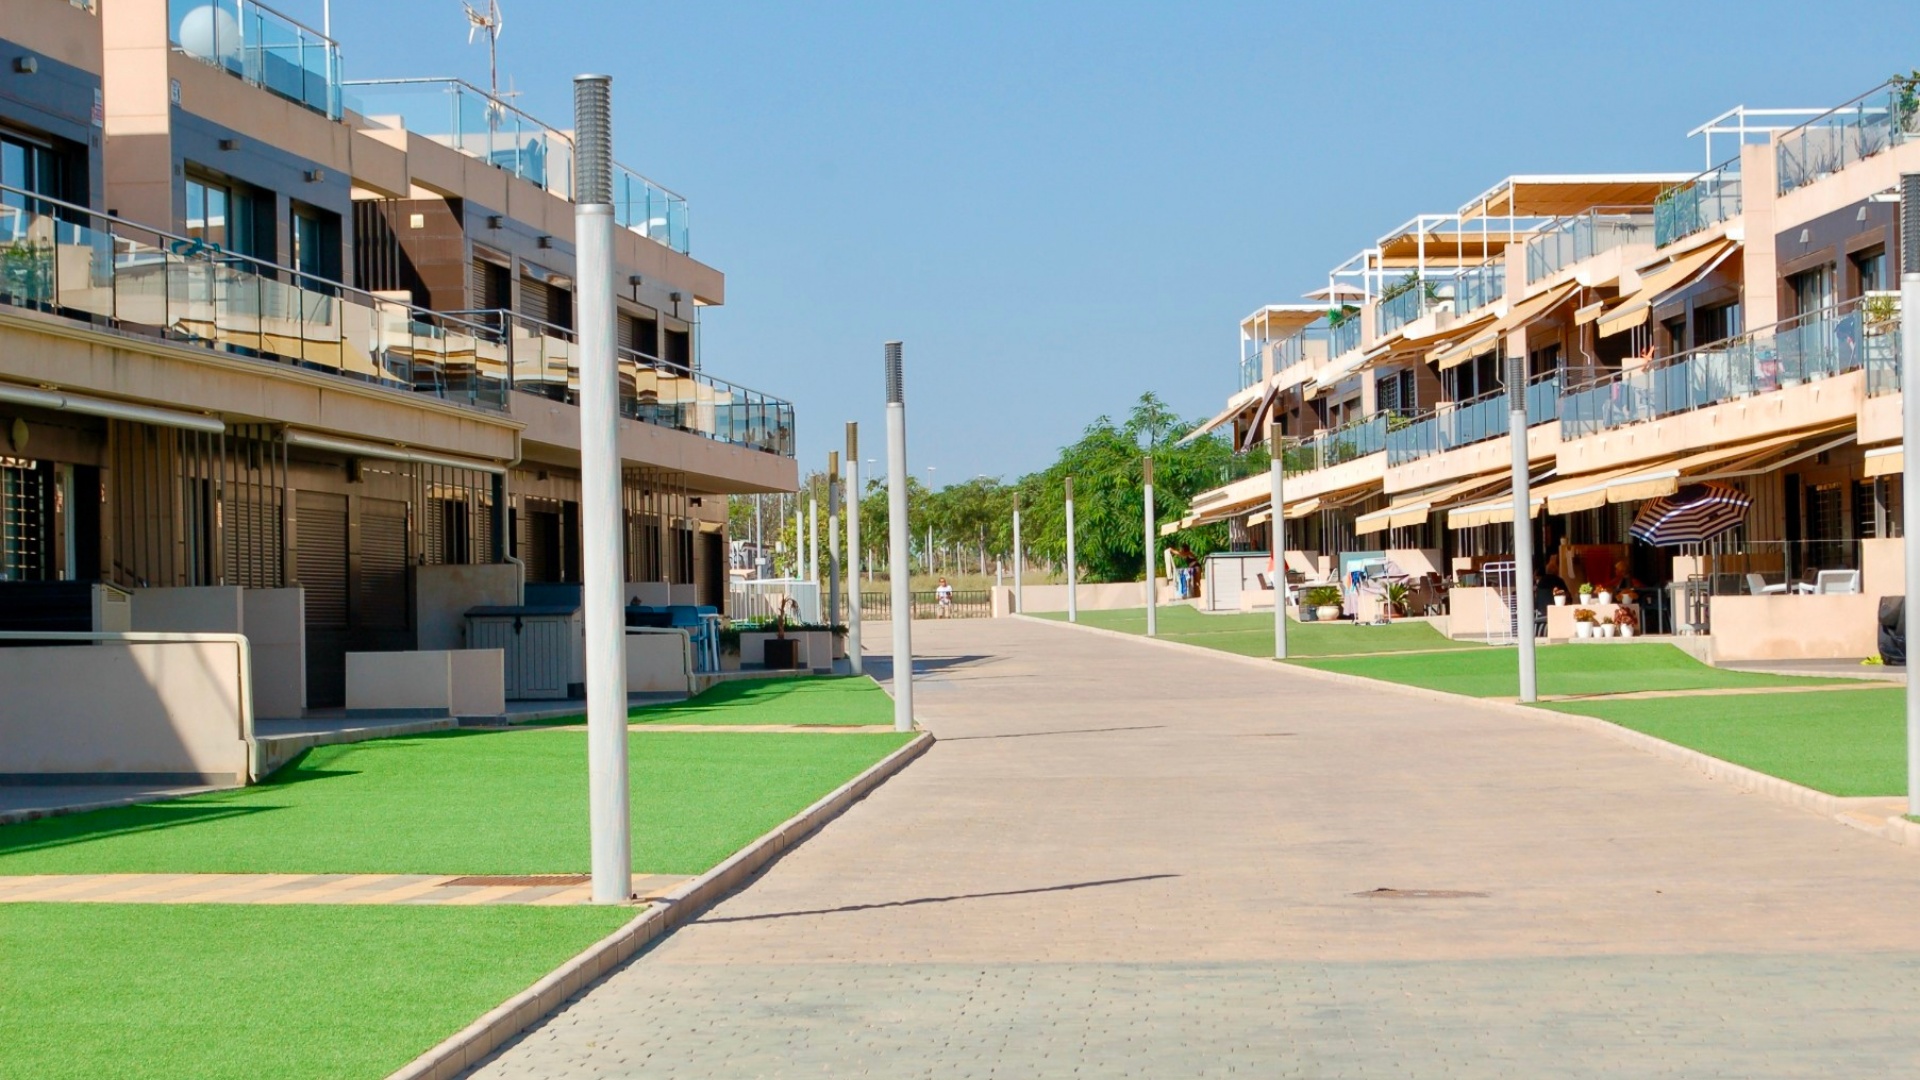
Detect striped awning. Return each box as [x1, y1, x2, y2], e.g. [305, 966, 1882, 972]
[1597, 238, 1739, 338]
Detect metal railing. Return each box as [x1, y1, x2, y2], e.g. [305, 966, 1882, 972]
[170, 0, 341, 120]
[344, 78, 691, 253]
[1377, 278, 1444, 337]
[1289, 412, 1388, 474]
[1525, 209, 1653, 284]
[1387, 372, 1558, 466]
[1867, 309, 1903, 396]
[1656, 156, 1742, 248]
[0, 182, 792, 453]
[1776, 79, 1920, 195]
[446, 310, 795, 456]
[1453, 258, 1505, 316]
[1560, 300, 1885, 438]
[860, 589, 992, 620]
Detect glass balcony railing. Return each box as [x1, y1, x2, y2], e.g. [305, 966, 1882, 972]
[1376, 278, 1445, 337]
[1328, 313, 1363, 362]
[1239, 347, 1262, 391]
[1454, 259, 1505, 316]
[1656, 157, 1742, 248]
[0, 183, 793, 455]
[449, 311, 794, 456]
[1866, 304, 1903, 396]
[1386, 373, 1558, 466]
[1777, 80, 1920, 196]
[1560, 299, 1885, 439]
[1525, 209, 1653, 284]
[1289, 412, 1388, 475]
[1243, 324, 1331, 391]
[344, 78, 692, 254]
[170, 0, 342, 119]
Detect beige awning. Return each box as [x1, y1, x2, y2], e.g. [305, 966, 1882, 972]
[1444, 469, 1559, 529]
[1597, 428, 1844, 504]
[1597, 238, 1739, 338]
[1354, 471, 1510, 535]
[1311, 341, 1387, 393]
[1178, 381, 1265, 445]
[1434, 281, 1580, 370]
[1865, 445, 1903, 479]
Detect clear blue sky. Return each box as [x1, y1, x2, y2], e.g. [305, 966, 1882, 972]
[314, 0, 1912, 486]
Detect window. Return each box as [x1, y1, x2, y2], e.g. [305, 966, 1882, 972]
[185, 170, 267, 258]
[1787, 265, 1834, 319]
[185, 174, 231, 250]
[290, 204, 340, 282]
[1695, 302, 1742, 346]
[1853, 247, 1887, 295]
[0, 130, 62, 207]
[1661, 315, 1689, 354]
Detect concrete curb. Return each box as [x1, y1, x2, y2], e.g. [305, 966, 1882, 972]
[387, 728, 935, 1080]
[1018, 615, 1920, 854]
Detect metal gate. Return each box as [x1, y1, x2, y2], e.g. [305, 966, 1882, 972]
[1481, 560, 1519, 645]
[861, 589, 991, 620]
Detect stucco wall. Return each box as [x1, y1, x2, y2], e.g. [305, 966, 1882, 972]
[242, 587, 305, 719]
[0, 640, 249, 782]
[417, 564, 521, 651]
[995, 581, 1148, 615]
[1708, 594, 1881, 661]
[625, 631, 692, 694]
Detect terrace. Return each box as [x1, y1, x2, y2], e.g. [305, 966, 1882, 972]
[1655, 156, 1742, 248]
[1525, 208, 1654, 284]
[170, 0, 342, 120]
[344, 78, 692, 254]
[0, 183, 792, 455]
[1387, 372, 1559, 466]
[1560, 299, 1894, 439]
[1776, 77, 1920, 196]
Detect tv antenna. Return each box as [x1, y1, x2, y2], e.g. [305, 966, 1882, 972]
[462, 0, 504, 99]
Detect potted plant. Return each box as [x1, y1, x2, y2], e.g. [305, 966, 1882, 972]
[1573, 607, 1597, 639]
[1305, 585, 1343, 622]
[1381, 581, 1411, 620]
[763, 598, 801, 670]
[1597, 587, 1613, 605]
[1577, 582, 1594, 603]
[1614, 607, 1639, 639]
[1552, 587, 1568, 607]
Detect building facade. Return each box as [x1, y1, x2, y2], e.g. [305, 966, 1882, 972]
[0, 0, 796, 708]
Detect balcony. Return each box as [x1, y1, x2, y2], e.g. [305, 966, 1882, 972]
[344, 79, 691, 254]
[170, 0, 342, 120]
[1559, 299, 1888, 438]
[1288, 412, 1387, 475]
[1776, 79, 1920, 196]
[1525, 209, 1652, 284]
[1655, 157, 1742, 248]
[0, 183, 791, 455]
[1453, 258, 1505, 316]
[1386, 373, 1559, 466]
[452, 310, 795, 457]
[1327, 312, 1363, 362]
[1243, 323, 1330, 391]
[1376, 276, 1444, 337]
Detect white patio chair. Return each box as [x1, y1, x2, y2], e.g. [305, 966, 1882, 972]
[1746, 573, 1788, 596]
[1813, 569, 1861, 595]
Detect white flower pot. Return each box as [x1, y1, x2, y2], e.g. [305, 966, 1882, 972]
[1316, 605, 1342, 622]
[1576, 624, 1593, 639]
[1619, 626, 1636, 638]
[1600, 623, 1615, 638]
[1598, 591, 1613, 605]
[1579, 594, 1594, 605]
[1553, 596, 1567, 606]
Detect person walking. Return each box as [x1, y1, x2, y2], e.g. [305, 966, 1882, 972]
[935, 577, 954, 618]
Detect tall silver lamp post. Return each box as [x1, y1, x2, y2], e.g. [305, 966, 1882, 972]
[1065, 475, 1079, 623]
[1901, 171, 1920, 815]
[793, 506, 803, 578]
[1012, 491, 1024, 615]
[1270, 427, 1288, 660]
[827, 450, 842, 632]
[573, 75, 629, 905]
[1507, 350, 1538, 704]
[844, 423, 863, 676]
[1143, 456, 1157, 637]
[808, 495, 819, 585]
[885, 342, 915, 732]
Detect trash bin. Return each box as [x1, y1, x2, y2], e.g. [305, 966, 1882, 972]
[1879, 596, 1906, 667]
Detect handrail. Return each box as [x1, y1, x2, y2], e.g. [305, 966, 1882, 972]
[1774, 78, 1920, 195]
[0, 631, 257, 782]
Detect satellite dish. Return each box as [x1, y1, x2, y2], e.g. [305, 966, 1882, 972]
[178, 5, 243, 63]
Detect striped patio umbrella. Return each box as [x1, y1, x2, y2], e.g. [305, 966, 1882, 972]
[1628, 482, 1752, 546]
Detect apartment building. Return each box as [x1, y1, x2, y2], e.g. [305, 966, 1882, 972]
[0, 0, 796, 710]
[1183, 74, 1919, 660]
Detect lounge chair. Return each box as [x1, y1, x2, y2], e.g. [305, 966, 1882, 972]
[1746, 573, 1788, 596]
[1814, 569, 1861, 595]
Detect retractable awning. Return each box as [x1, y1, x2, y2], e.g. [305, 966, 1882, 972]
[1595, 426, 1850, 504]
[1597, 238, 1740, 338]
[1433, 281, 1581, 370]
[1354, 471, 1511, 535]
[1249, 497, 1328, 528]
[1444, 468, 1559, 529]
[1178, 382, 1266, 445]
[1312, 342, 1388, 394]
[1865, 445, 1903, 479]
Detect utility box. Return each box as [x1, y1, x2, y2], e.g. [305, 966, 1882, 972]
[465, 605, 585, 700]
[0, 582, 132, 634]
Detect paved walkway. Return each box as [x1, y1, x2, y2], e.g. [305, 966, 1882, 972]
[468, 618, 1920, 1078]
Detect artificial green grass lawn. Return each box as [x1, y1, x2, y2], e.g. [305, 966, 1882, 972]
[1293, 642, 1849, 699]
[631, 675, 895, 725]
[1539, 688, 1905, 797]
[0, 903, 633, 1080]
[0, 729, 913, 876]
[1037, 604, 1481, 658]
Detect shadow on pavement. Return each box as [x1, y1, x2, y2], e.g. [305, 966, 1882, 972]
[696, 874, 1181, 924]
